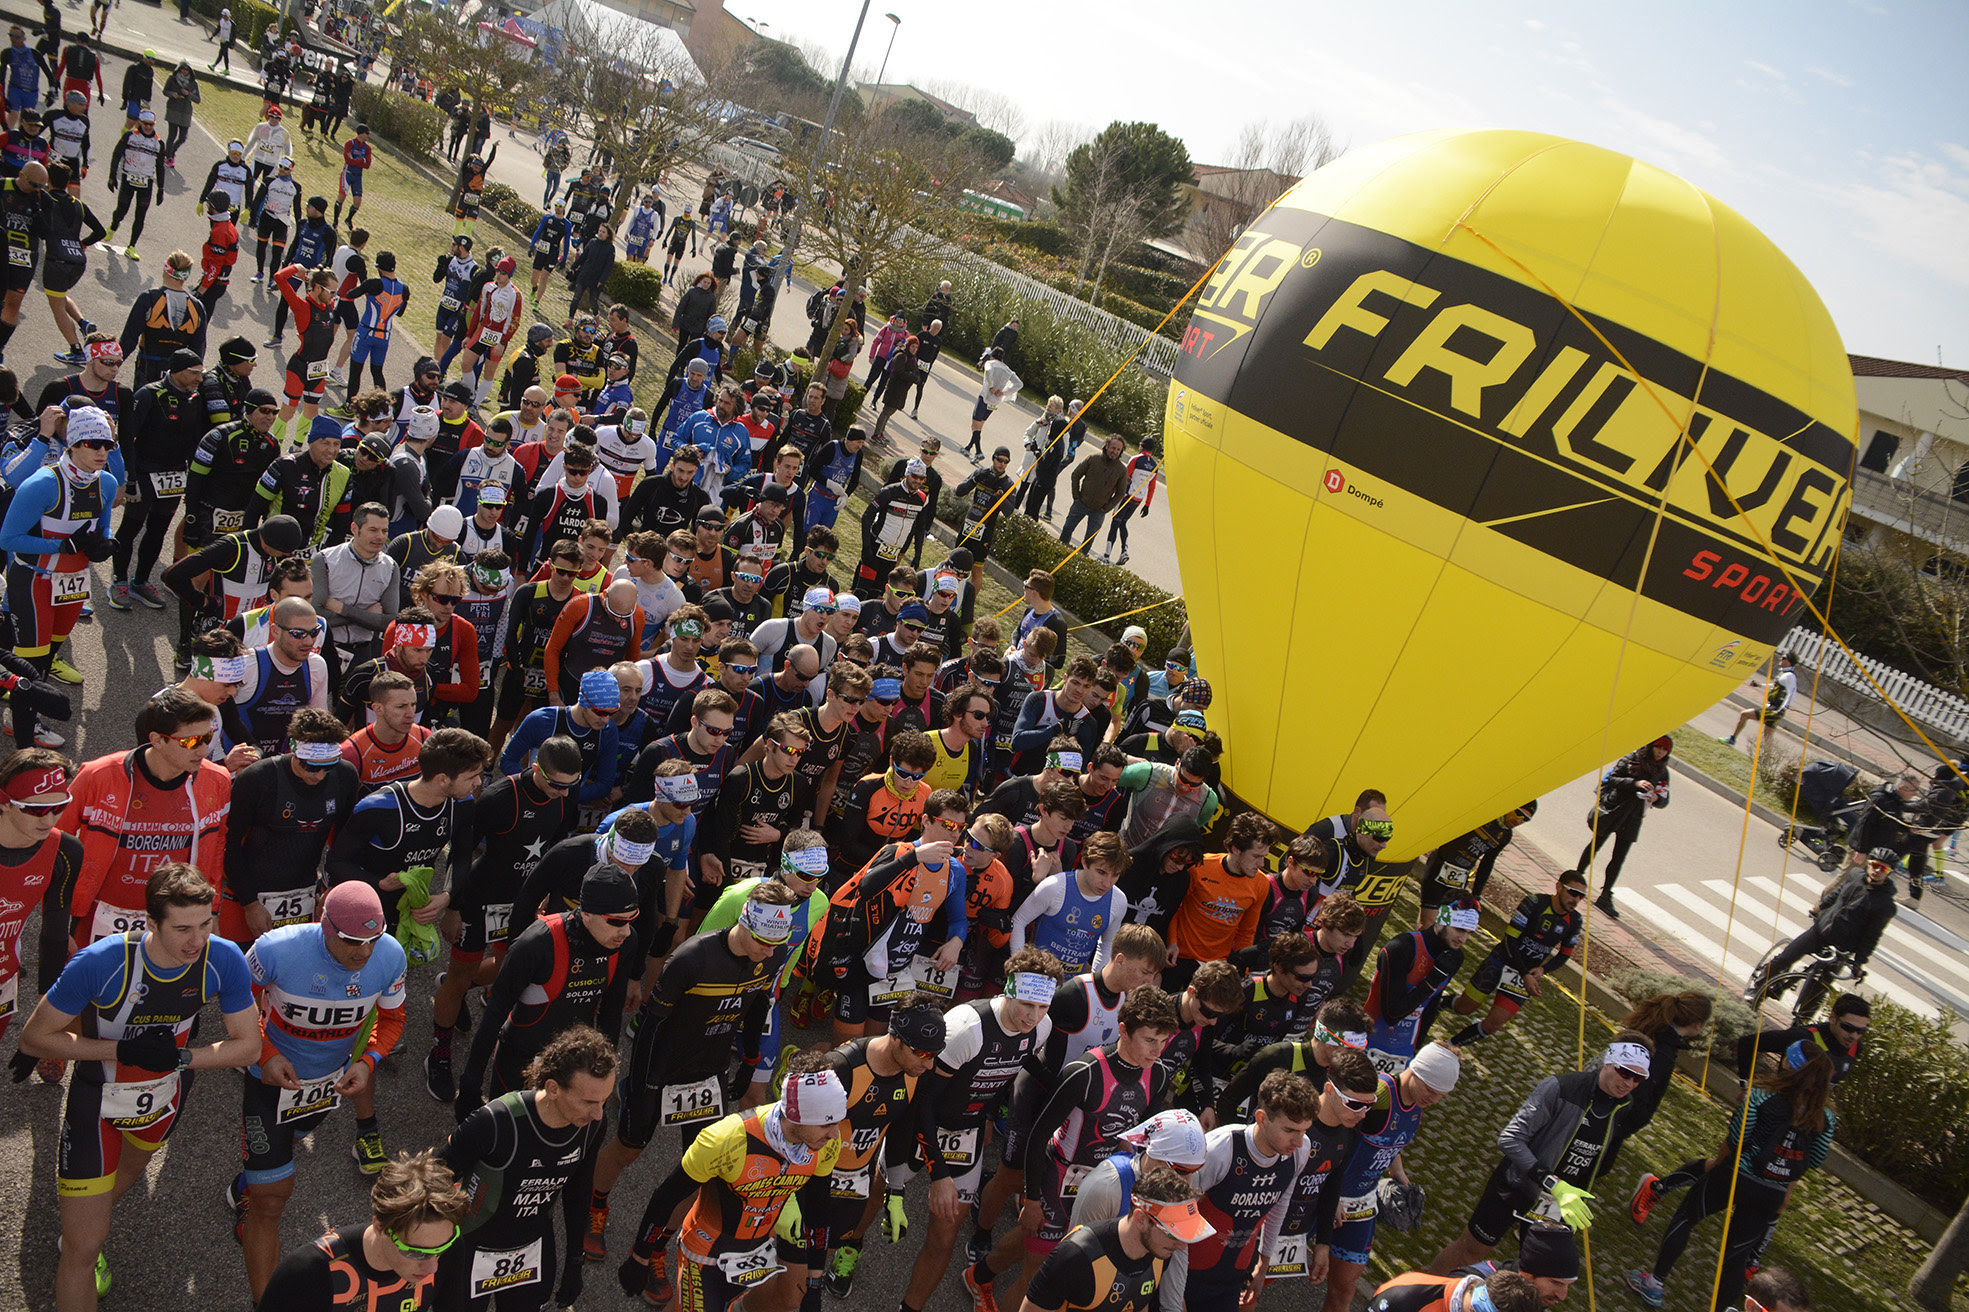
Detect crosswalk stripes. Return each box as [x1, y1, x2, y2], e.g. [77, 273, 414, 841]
[1615, 877, 1946, 1019]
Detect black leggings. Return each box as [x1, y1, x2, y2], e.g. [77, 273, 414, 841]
[109, 181, 153, 244]
[113, 489, 181, 583]
[162, 121, 189, 161]
[255, 219, 288, 276]
[1579, 824, 1638, 892]
[1649, 1163, 1783, 1312]
[1104, 499, 1141, 550]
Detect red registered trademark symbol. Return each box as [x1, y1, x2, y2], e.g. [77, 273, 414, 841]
[1323, 469, 1345, 493]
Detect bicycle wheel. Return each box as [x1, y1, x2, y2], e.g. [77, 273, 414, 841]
[1791, 972, 1831, 1025]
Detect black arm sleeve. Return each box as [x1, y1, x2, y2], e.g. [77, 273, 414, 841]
[1021, 1059, 1095, 1195]
[34, 835, 83, 994]
[1214, 1041, 1295, 1125]
[223, 762, 271, 900]
[1376, 934, 1434, 1021]
[458, 925, 548, 1096]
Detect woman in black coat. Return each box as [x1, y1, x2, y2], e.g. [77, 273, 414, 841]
[567, 221, 617, 318]
[1581, 734, 1672, 917]
[671, 271, 717, 348]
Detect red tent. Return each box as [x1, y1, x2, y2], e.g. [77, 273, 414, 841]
[477, 16, 536, 47]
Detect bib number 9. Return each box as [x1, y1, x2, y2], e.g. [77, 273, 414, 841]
[102, 1071, 179, 1128]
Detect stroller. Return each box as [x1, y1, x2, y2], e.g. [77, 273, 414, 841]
[1778, 759, 1864, 871]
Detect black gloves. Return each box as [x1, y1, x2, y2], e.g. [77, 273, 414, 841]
[116, 1029, 183, 1073]
[454, 1086, 485, 1123]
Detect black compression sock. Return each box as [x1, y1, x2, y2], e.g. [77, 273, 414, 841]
[355, 1116, 379, 1135]
[1449, 1022, 1489, 1047]
[0, 319, 17, 357]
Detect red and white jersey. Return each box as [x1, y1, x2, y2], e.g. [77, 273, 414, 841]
[470, 280, 524, 347]
[331, 244, 364, 301]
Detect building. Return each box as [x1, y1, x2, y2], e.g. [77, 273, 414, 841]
[856, 82, 977, 128]
[525, 0, 750, 73]
[1843, 354, 1969, 567]
[1173, 163, 1299, 267]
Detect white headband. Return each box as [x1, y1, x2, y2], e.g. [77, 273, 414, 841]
[1006, 972, 1057, 1005]
[293, 739, 344, 765]
[1604, 1042, 1652, 1075]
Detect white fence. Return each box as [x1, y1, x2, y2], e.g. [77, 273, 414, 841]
[938, 242, 1183, 380]
[1777, 628, 1969, 741]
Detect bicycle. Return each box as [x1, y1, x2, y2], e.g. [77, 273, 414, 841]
[1748, 945, 1861, 1026]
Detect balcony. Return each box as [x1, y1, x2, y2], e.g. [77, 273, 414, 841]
[1847, 463, 1969, 555]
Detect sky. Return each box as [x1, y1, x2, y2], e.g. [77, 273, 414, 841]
[724, 0, 1969, 366]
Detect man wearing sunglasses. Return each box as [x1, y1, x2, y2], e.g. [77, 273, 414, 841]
[1149, 960, 1246, 1124]
[1113, 746, 1222, 851]
[0, 401, 118, 689]
[1311, 800, 1403, 984]
[704, 545, 774, 641]
[1417, 801, 1537, 930]
[829, 727, 936, 876]
[491, 540, 585, 752]
[1214, 997, 1373, 1127]
[226, 596, 329, 759]
[700, 711, 809, 889]
[925, 682, 994, 798]
[615, 529, 685, 635]
[500, 667, 623, 811]
[220, 707, 357, 946]
[1065, 1108, 1209, 1229]
[1209, 932, 1336, 1080]
[750, 584, 838, 678]
[61, 687, 232, 946]
[760, 529, 839, 620]
[1447, 870, 1587, 1048]
[1744, 845, 1899, 1009]
[1363, 900, 1476, 1075]
[1248, 1048, 1381, 1293]
[1431, 1032, 1657, 1280]
[256, 1149, 471, 1309]
[1731, 991, 1871, 1091]
[230, 880, 409, 1301]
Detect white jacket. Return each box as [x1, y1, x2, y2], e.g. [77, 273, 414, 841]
[981, 359, 1021, 409]
[245, 122, 291, 169]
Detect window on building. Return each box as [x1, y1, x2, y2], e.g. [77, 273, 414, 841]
[1860, 430, 1899, 473]
[1953, 461, 1969, 505]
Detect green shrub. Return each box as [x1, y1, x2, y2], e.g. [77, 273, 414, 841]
[1828, 997, 1969, 1209]
[348, 84, 445, 159]
[190, 0, 281, 56]
[1603, 966, 1762, 1055]
[607, 262, 663, 316]
[481, 183, 543, 238]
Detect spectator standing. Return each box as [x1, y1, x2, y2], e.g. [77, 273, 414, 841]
[1061, 435, 1127, 549]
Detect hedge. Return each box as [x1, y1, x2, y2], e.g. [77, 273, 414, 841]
[189, 0, 282, 57]
[1830, 996, 1969, 1208]
[957, 216, 1194, 308]
[606, 262, 663, 317]
[932, 495, 1186, 660]
[482, 182, 543, 239]
[349, 83, 446, 159]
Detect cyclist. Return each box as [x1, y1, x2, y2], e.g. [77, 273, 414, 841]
[583, 881, 799, 1269]
[890, 947, 1067, 1312]
[1429, 1034, 1655, 1276]
[1319, 1042, 1462, 1312]
[1743, 848, 1898, 1005]
[254, 1149, 472, 1311]
[438, 1024, 616, 1311]
[232, 881, 409, 1300]
[615, 1051, 849, 1310]
[20, 863, 260, 1310]
[1025, 1167, 1215, 1312]
[218, 708, 358, 945]
[1445, 869, 1587, 1047]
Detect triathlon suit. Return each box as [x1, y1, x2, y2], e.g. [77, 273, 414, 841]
[905, 997, 1051, 1204]
[61, 749, 229, 943]
[1267, 1117, 1358, 1279]
[340, 722, 433, 793]
[447, 770, 574, 961]
[325, 778, 458, 928]
[1183, 1124, 1311, 1308]
[788, 704, 851, 815]
[220, 753, 359, 943]
[1462, 892, 1581, 1020]
[542, 591, 640, 704]
[350, 274, 407, 376]
[1024, 1219, 1164, 1312]
[1024, 1044, 1165, 1249]
[1328, 1072, 1426, 1267]
[338, 136, 370, 198]
[632, 655, 707, 727]
[521, 480, 603, 571]
[617, 925, 783, 1150]
[466, 279, 523, 359]
[498, 706, 615, 810]
[1363, 930, 1459, 1073]
[460, 910, 629, 1097]
[329, 244, 367, 330]
[240, 923, 408, 1186]
[438, 1089, 607, 1309]
[257, 1223, 435, 1310]
[498, 580, 571, 723]
[818, 1037, 918, 1239]
[47, 929, 253, 1195]
[0, 831, 82, 1038]
[702, 759, 800, 885]
[2, 458, 111, 653]
[231, 645, 320, 756]
[435, 253, 478, 338]
[273, 265, 335, 404]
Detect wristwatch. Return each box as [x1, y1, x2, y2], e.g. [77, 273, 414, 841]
[176, 1047, 195, 1071]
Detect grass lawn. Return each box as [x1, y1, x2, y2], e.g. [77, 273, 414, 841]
[1670, 726, 1803, 817]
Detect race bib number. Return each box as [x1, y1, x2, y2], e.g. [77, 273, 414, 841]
[482, 903, 513, 939]
[716, 1239, 781, 1288]
[867, 971, 917, 1009]
[90, 902, 145, 942]
[438, 293, 462, 313]
[0, 974, 16, 1022]
[1494, 966, 1530, 1000]
[149, 469, 187, 498]
[936, 1125, 980, 1169]
[257, 887, 316, 927]
[1437, 861, 1474, 892]
[1367, 1047, 1409, 1077]
[102, 1071, 179, 1128]
[8, 245, 30, 268]
[533, 240, 551, 254]
[470, 1237, 544, 1297]
[51, 570, 89, 605]
[1060, 1164, 1092, 1198]
[728, 858, 767, 884]
[213, 507, 245, 533]
[522, 666, 547, 693]
[909, 955, 956, 1001]
[659, 1075, 723, 1127]
[1268, 1231, 1308, 1278]
[830, 1163, 874, 1200]
[1337, 1190, 1379, 1224]
[307, 360, 328, 381]
[276, 1071, 342, 1124]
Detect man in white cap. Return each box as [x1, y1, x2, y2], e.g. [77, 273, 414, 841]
[616, 1049, 847, 1306]
[748, 584, 839, 675]
[1028, 1166, 1215, 1312]
[1428, 1032, 1655, 1277]
[1318, 1041, 1462, 1312]
[386, 502, 462, 582]
[1068, 1108, 1210, 1226]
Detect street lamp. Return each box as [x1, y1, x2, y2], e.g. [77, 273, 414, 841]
[873, 13, 900, 92]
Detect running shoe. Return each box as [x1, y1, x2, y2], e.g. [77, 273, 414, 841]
[1628, 1174, 1663, 1225]
[124, 245, 139, 260]
[963, 1265, 1001, 1312]
[1115, 551, 1130, 566]
[351, 1130, 386, 1175]
[131, 582, 167, 609]
[107, 581, 133, 611]
[824, 1242, 860, 1298]
[77, 599, 90, 620]
[47, 655, 82, 684]
[33, 726, 64, 748]
[642, 1249, 673, 1306]
[584, 1202, 609, 1262]
[250, 272, 262, 284]
[53, 347, 85, 366]
[226, 1174, 248, 1243]
[423, 1048, 456, 1103]
[1625, 1270, 1665, 1307]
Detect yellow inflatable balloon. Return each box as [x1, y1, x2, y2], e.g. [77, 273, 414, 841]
[1165, 129, 1855, 861]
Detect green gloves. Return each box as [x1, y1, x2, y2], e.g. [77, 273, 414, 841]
[882, 1192, 908, 1244]
[1549, 1181, 1595, 1230]
[392, 867, 441, 965]
[775, 1195, 804, 1243]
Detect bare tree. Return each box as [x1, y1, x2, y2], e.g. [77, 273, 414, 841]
[918, 78, 1028, 143]
[393, 11, 536, 146]
[1187, 113, 1341, 262]
[1023, 119, 1094, 185]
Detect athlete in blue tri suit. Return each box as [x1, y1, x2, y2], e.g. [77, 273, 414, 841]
[347, 250, 408, 392]
[19, 863, 259, 1310]
[599, 763, 699, 959]
[232, 880, 409, 1303]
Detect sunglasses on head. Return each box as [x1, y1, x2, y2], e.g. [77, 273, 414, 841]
[390, 1224, 460, 1258]
[10, 794, 70, 816]
[1358, 819, 1395, 840]
[1329, 1081, 1377, 1113]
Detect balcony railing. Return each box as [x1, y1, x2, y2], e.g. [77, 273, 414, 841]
[1847, 464, 1969, 553]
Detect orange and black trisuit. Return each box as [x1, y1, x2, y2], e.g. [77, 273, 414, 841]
[1022, 1219, 1164, 1312]
[256, 1222, 437, 1310]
